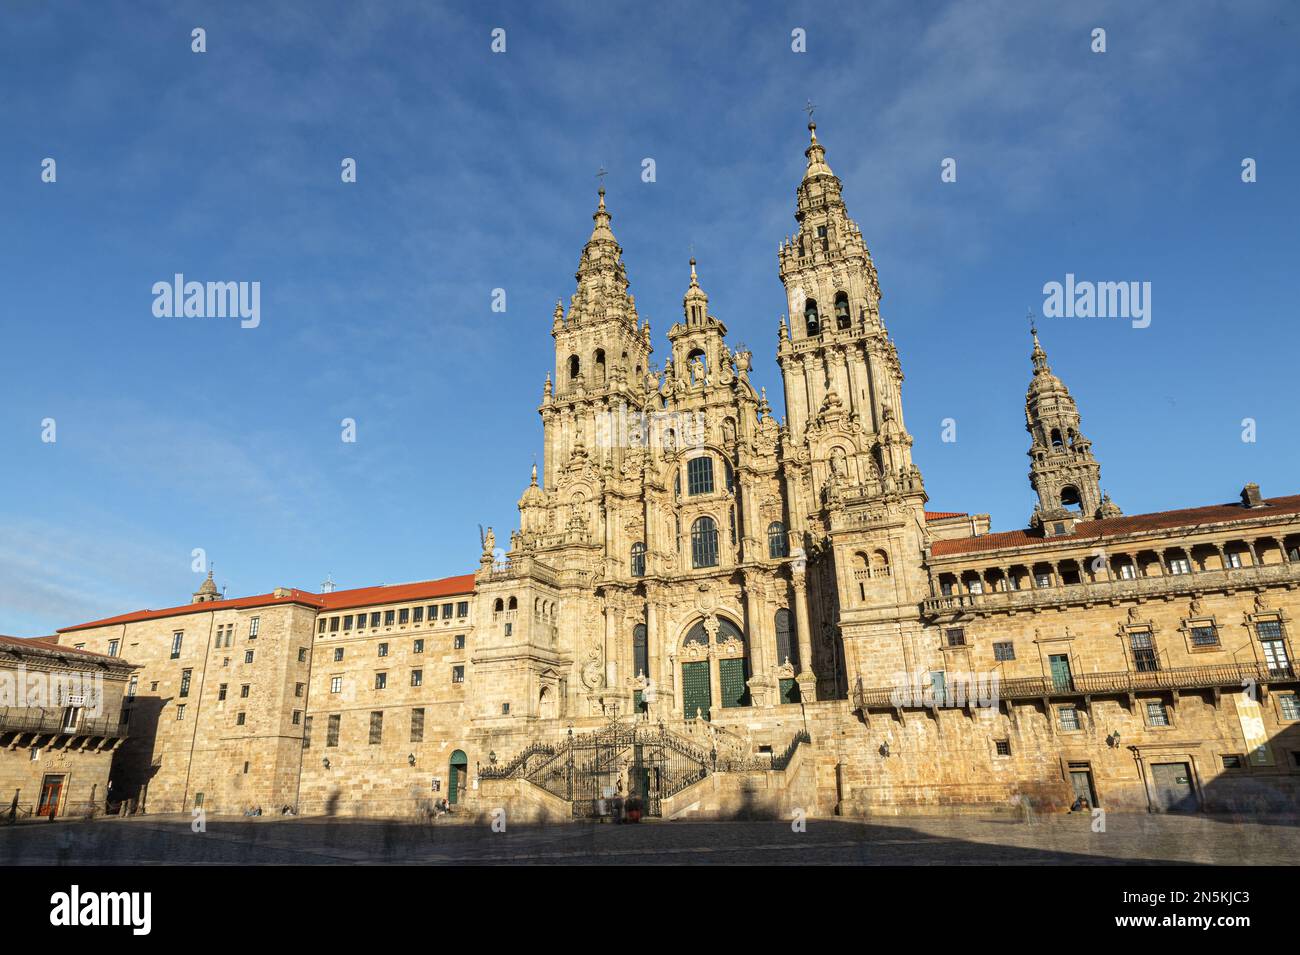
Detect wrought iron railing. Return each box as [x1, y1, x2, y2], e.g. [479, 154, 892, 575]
[0, 707, 129, 739]
[852, 661, 1295, 710]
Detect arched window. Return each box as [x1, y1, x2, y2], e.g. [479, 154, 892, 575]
[568, 355, 581, 381]
[493, 598, 504, 613]
[1050, 428, 1063, 448]
[871, 549, 891, 577]
[630, 542, 646, 578]
[804, 298, 820, 336]
[594, 348, 606, 384]
[834, 291, 850, 330]
[768, 521, 788, 558]
[633, 624, 648, 677]
[724, 459, 735, 492]
[775, 609, 798, 668]
[691, 516, 719, 568]
[1061, 486, 1081, 509]
[687, 456, 715, 495]
[507, 596, 518, 610]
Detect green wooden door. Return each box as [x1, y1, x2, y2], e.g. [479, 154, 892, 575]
[719, 658, 750, 708]
[778, 677, 800, 704]
[448, 750, 467, 804]
[681, 661, 711, 721]
[1049, 654, 1073, 691]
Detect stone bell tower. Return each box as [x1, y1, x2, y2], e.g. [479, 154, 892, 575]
[542, 188, 653, 488]
[774, 119, 928, 701]
[1025, 323, 1121, 533]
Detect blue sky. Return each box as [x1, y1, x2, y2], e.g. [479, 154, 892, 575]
[2, 0, 1297, 635]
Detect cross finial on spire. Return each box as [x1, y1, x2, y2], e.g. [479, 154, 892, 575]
[596, 166, 607, 187]
[1027, 308, 1037, 337]
[804, 99, 816, 121]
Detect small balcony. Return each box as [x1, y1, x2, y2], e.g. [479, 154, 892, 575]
[0, 707, 130, 741]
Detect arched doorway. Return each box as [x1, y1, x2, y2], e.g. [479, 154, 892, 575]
[679, 616, 750, 720]
[539, 684, 557, 720]
[448, 750, 468, 805]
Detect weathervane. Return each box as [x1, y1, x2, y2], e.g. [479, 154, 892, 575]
[1027, 308, 1037, 336]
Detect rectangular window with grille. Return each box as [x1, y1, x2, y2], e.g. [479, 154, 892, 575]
[1130, 631, 1159, 672]
[1058, 706, 1080, 731]
[993, 641, 1015, 661]
[326, 714, 340, 747]
[413, 606, 424, 624]
[945, 628, 966, 647]
[399, 608, 410, 625]
[329, 616, 340, 632]
[370, 612, 381, 628]
[995, 739, 1011, 756]
[1257, 619, 1283, 640]
[384, 610, 395, 626]
[369, 711, 383, 744]
[1146, 701, 1169, 726]
[443, 604, 454, 619]
[457, 602, 469, 617]
[411, 707, 425, 743]
[1190, 625, 1219, 647]
[343, 615, 353, 630]
[179, 669, 192, 697]
[686, 456, 714, 495]
[1281, 693, 1300, 721]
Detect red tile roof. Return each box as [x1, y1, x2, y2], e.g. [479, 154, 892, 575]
[317, 574, 477, 612]
[56, 573, 477, 634]
[931, 494, 1300, 558]
[0, 633, 132, 664]
[925, 511, 968, 521]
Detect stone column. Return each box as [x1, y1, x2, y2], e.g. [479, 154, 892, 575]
[744, 577, 773, 707]
[792, 571, 818, 701]
[603, 599, 617, 688]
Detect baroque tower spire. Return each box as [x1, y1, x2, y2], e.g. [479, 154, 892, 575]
[1024, 322, 1120, 533]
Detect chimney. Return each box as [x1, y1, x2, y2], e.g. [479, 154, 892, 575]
[1241, 483, 1264, 508]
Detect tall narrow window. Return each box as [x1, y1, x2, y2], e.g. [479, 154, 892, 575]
[687, 456, 715, 495]
[804, 298, 820, 335]
[410, 708, 425, 743]
[691, 516, 719, 568]
[326, 713, 340, 747]
[834, 291, 850, 329]
[170, 632, 183, 659]
[633, 624, 648, 677]
[630, 542, 646, 578]
[768, 521, 788, 558]
[369, 711, 383, 744]
[774, 609, 797, 668]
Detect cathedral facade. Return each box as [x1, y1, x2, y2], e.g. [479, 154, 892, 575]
[49, 124, 1300, 821]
